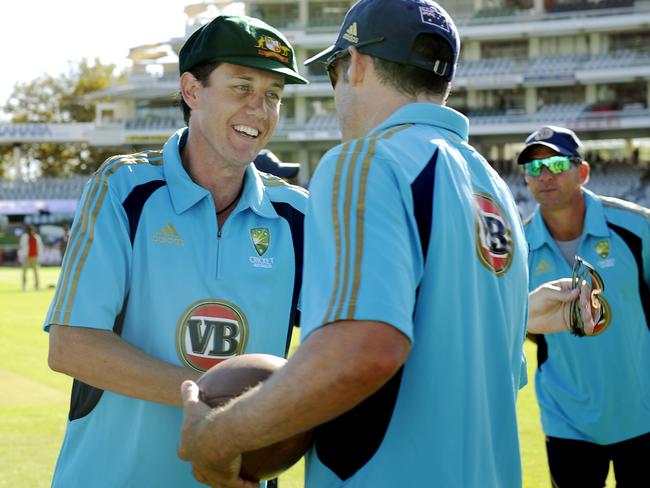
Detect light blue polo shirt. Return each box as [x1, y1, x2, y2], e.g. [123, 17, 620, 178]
[44, 128, 307, 487]
[526, 188, 650, 445]
[301, 103, 529, 488]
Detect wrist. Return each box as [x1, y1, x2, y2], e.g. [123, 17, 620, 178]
[202, 406, 244, 459]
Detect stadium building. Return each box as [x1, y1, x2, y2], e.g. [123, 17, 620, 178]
[1, 0, 650, 254]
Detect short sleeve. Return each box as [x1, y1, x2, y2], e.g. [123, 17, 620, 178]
[301, 144, 418, 342]
[44, 173, 132, 331]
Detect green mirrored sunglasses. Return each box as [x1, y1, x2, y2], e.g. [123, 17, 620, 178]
[524, 155, 577, 177]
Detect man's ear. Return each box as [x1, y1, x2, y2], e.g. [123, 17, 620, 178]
[347, 47, 368, 86]
[180, 72, 200, 110]
[579, 161, 590, 185]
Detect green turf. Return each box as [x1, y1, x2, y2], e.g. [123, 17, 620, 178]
[0, 267, 70, 488]
[0, 267, 613, 487]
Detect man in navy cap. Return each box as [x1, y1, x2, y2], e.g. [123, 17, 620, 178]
[179, 1, 534, 486]
[521, 125, 650, 487]
[254, 149, 300, 180]
[45, 14, 308, 487]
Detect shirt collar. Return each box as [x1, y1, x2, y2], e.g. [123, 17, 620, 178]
[581, 188, 610, 238]
[527, 187, 610, 251]
[164, 128, 208, 215]
[163, 128, 277, 219]
[371, 103, 469, 141]
[238, 164, 278, 219]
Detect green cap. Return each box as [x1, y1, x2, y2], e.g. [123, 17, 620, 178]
[179, 15, 308, 85]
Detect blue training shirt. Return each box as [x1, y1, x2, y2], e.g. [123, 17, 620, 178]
[526, 188, 650, 445]
[44, 128, 307, 487]
[301, 103, 529, 488]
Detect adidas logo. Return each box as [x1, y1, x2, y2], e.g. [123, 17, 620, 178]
[533, 259, 552, 275]
[153, 223, 185, 246]
[343, 22, 359, 44]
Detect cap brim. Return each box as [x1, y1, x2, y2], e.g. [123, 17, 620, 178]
[273, 165, 300, 179]
[304, 45, 337, 66]
[215, 56, 308, 84]
[517, 142, 574, 164]
[254, 161, 300, 179]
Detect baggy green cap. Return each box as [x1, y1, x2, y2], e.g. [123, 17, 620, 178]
[179, 15, 308, 85]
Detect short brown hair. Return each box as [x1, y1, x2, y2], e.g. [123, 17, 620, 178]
[178, 61, 221, 125]
[372, 33, 453, 99]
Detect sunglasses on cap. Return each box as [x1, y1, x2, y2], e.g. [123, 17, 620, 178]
[524, 155, 580, 177]
[569, 256, 605, 337]
[325, 37, 385, 88]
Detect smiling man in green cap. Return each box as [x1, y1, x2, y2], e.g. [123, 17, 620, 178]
[45, 15, 308, 488]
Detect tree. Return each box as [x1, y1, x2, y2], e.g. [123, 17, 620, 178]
[1, 58, 125, 176]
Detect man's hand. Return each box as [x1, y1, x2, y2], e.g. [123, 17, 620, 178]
[178, 381, 257, 488]
[527, 278, 596, 335]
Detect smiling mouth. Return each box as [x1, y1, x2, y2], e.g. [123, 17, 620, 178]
[233, 125, 260, 139]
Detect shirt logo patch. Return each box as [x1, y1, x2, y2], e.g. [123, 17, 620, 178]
[251, 227, 270, 256]
[176, 300, 249, 372]
[256, 35, 290, 63]
[474, 192, 514, 276]
[534, 259, 553, 275]
[153, 223, 184, 246]
[595, 239, 610, 259]
[343, 22, 359, 43]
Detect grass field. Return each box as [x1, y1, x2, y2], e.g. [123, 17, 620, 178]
[0, 267, 613, 487]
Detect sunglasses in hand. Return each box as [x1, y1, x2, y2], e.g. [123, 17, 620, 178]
[569, 256, 604, 337]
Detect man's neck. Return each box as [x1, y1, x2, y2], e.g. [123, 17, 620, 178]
[540, 195, 586, 241]
[356, 79, 444, 138]
[180, 137, 246, 221]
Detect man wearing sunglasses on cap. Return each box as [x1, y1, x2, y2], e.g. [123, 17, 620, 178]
[520, 125, 650, 487]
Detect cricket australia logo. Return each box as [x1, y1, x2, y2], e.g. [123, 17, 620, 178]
[251, 227, 270, 256]
[176, 300, 249, 372]
[595, 240, 609, 259]
[474, 192, 514, 276]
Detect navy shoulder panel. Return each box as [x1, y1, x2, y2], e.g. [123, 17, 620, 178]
[410, 149, 438, 263]
[122, 180, 167, 245]
[607, 222, 650, 331]
[270, 201, 305, 355]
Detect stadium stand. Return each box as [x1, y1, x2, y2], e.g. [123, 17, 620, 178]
[0, 177, 86, 200]
[1, 0, 648, 224]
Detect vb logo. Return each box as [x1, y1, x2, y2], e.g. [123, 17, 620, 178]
[176, 300, 249, 372]
[474, 192, 513, 275]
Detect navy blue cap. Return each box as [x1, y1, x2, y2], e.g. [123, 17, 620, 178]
[254, 150, 300, 179]
[304, 0, 460, 81]
[517, 126, 584, 164]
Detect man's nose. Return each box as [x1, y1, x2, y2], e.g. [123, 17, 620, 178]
[247, 92, 269, 118]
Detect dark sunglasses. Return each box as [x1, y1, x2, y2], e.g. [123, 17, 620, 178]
[324, 37, 385, 88]
[569, 256, 605, 336]
[524, 155, 580, 177]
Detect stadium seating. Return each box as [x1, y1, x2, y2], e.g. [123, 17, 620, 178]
[0, 177, 86, 200]
[305, 114, 339, 131]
